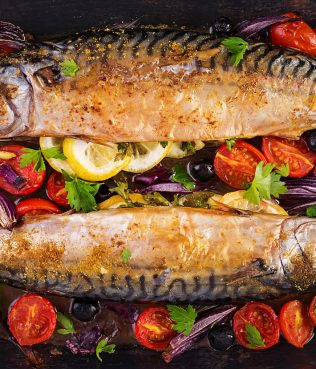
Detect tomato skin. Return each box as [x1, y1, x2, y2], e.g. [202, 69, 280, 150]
[309, 296, 316, 325]
[269, 12, 316, 56]
[47, 172, 69, 206]
[214, 140, 267, 189]
[233, 302, 279, 350]
[262, 137, 316, 178]
[134, 307, 176, 350]
[279, 300, 313, 348]
[8, 293, 56, 346]
[0, 145, 45, 195]
[16, 198, 61, 217]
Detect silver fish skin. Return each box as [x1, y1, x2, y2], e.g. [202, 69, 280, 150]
[0, 207, 314, 302]
[0, 28, 315, 141]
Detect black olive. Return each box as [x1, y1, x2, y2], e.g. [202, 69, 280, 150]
[71, 299, 100, 322]
[188, 159, 214, 182]
[208, 324, 235, 351]
[95, 184, 110, 202]
[210, 17, 232, 35]
[306, 130, 316, 153]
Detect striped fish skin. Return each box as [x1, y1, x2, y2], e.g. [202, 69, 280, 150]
[0, 207, 314, 302]
[0, 28, 315, 141]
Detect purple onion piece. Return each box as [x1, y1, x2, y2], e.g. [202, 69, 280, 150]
[162, 305, 236, 363]
[234, 15, 300, 39]
[0, 163, 26, 190]
[0, 21, 25, 41]
[0, 192, 17, 228]
[140, 182, 193, 194]
[133, 164, 172, 186]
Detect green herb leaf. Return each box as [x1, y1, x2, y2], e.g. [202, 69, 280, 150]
[109, 181, 130, 201]
[226, 139, 236, 151]
[42, 146, 67, 160]
[121, 248, 131, 264]
[60, 59, 80, 77]
[171, 164, 195, 190]
[306, 205, 316, 217]
[160, 141, 168, 148]
[173, 194, 181, 206]
[95, 338, 116, 362]
[181, 142, 196, 155]
[62, 171, 101, 212]
[20, 148, 46, 173]
[245, 322, 265, 349]
[243, 161, 287, 205]
[143, 192, 170, 206]
[221, 37, 249, 66]
[167, 304, 197, 336]
[276, 163, 290, 177]
[56, 312, 76, 335]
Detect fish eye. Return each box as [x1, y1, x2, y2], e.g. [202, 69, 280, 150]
[34, 65, 62, 87]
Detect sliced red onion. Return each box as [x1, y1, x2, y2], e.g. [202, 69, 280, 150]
[162, 305, 236, 363]
[0, 192, 17, 229]
[0, 21, 25, 54]
[234, 15, 300, 39]
[0, 163, 26, 190]
[140, 182, 193, 194]
[133, 164, 172, 186]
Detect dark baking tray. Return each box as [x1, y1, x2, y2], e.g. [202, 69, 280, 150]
[0, 0, 316, 368]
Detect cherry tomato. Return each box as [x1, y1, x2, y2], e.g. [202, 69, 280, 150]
[16, 198, 61, 217]
[269, 12, 316, 56]
[134, 307, 176, 350]
[214, 140, 266, 189]
[233, 302, 279, 350]
[279, 300, 313, 348]
[309, 296, 316, 325]
[0, 145, 45, 195]
[8, 293, 56, 346]
[47, 171, 69, 206]
[262, 137, 316, 178]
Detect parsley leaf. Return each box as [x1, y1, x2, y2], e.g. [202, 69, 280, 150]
[245, 322, 265, 349]
[171, 164, 195, 190]
[20, 148, 46, 173]
[226, 139, 236, 151]
[307, 205, 316, 217]
[42, 146, 67, 160]
[244, 161, 287, 205]
[276, 163, 290, 177]
[221, 37, 249, 66]
[62, 171, 101, 212]
[143, 192, 170, 206]
[121, 248, 131, 264]
[60, 59, 80, 77]
[160, 141, 168, 148]
[167, 304, 197, 336]
[109, 181, 130, 201]
[95, 338, 116, 362]
[181, 142, 196, 155]
[56, 312, 76, 335]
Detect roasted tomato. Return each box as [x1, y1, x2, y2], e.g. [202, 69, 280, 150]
[279, 300, 313, 348]
[47, 171, 69, 206]
[214, 140, 266, 189]
[8, 293, 56, 346]
[262, 137, 316, 177]
[309, 296, 316, 325]
[269, 12, 316, 56]
[134, 307, 176, 350]
[16, 198, 61, 217]
[233, 302, 279, 350]
[0, 145, 45, 195]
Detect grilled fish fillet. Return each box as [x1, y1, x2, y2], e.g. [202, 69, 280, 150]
[0, 28, 315, 141]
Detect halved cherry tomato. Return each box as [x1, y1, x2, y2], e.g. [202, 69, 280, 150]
[47, 171, 69, 206]
[233, 302, 279, 350]
[279, 300, 313, 348]
[309, 296, 316, 325]
[214, 140, 267, 189]
[0, 145, 45, 195]
[16, 198, 61, 217]
[262, 137, 316, 178]
[8, 293, 56, 346]
[134, 307, 176, 350]
[269, 12, 316, 56]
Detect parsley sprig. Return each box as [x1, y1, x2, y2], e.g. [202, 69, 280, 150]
[244, 161, 287, 205]
[221, 37, 249, 66]
[167, 304, 197, 336]
[95, 338, 116, 362]
[307, 205, 316, 217]
[121, 248, 131, 264]
[171, 164, 195, 190]
[56, 312, 76, 335]
[226, 139, 236, 151]
[60, 59, 80, 77]
[245, 322, 265, 349]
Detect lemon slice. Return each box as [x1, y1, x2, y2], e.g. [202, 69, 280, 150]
[219, 190, 288, 215]
[124, 142, 172, 173]
[39, 137, 75, 175]
[167, 141, 205, 159]
[98, 193, 148, 209]
[63, 138, 131, 181]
